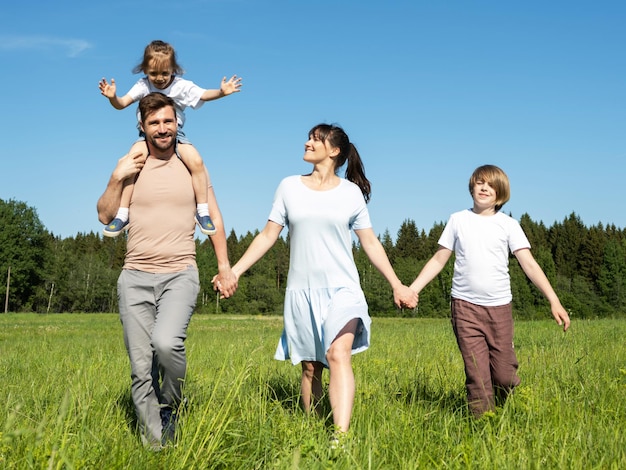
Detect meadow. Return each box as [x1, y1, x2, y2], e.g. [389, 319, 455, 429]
[1, 313, 625, 469]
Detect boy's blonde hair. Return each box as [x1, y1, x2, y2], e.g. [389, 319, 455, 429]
[468, 164, 510, 211]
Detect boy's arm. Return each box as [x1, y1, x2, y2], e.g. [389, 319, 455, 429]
[200, 75, 242, 102]
[514, 248, 571, 331]
[96, 151, 145, 224]
[99, 78, 135, 110]
[409, 246, 453, 294]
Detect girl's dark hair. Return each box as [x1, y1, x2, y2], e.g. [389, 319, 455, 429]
[308, 123, 371, 202]
[132, 40, 184, 76]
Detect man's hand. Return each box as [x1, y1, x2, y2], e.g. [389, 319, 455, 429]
[112, 151, 147, 183]
[212, 269, 238, 299]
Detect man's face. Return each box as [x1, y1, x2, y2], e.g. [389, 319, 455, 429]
[140, 106, 177, 153]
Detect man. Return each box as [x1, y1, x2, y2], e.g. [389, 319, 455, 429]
[97, 92, 237, 449]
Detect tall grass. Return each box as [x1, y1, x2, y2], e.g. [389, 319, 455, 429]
[1, 314, 624, 469]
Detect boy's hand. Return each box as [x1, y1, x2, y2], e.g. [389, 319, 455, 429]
[553, 305, 571, 332]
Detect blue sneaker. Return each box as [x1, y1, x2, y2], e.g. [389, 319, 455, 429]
[103, 218, 128, 237]
[196, 214, 216, 236]
[160, 407, 176, 446]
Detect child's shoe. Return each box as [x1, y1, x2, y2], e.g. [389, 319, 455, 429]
[196, 214, 216, 236]
[103, 218, 129, 237]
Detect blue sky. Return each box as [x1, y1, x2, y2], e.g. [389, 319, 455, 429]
[1, 0, 624, 241]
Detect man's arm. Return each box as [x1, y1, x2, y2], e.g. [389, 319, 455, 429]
[96, 152, 145, 224]
[204, 167, 237, 297]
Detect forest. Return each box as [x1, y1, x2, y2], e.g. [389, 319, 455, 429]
[2, 197, 626, 319]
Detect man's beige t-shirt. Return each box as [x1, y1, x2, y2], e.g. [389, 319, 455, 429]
[123, 154, 203, 273]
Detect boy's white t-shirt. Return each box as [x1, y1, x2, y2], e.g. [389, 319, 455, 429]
[438, 209, 531, 306]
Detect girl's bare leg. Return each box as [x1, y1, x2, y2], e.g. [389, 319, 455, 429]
[103, 142, 148, 237]
[177, 143, 215, 234]
[177, 143, 208, 205]
[119, 141, 149, 211]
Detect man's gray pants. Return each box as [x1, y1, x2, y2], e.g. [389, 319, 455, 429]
[117, 267, 199, 445]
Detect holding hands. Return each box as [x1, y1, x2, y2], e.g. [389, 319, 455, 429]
[212, 270, 238, 299]
[393, 285, 419, 310]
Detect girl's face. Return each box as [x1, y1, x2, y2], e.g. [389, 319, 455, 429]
[472, 179, 498, 213]
[146, 62, 174, 89]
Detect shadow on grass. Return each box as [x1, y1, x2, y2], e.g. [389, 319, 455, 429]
[264, 375, 334, 428]
[114, 387, 140, 437]
[396, 379, 467, 415]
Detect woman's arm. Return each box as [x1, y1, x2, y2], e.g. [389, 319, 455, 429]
[228, 220, 283, 279]
[355, 227, 418, 308]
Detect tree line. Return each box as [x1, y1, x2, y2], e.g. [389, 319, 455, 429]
[2, 197, 626, 319]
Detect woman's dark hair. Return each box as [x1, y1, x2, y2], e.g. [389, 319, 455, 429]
[308, 123, 371, 202]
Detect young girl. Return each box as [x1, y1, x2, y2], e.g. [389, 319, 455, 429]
[217, 124, 417, 445]
[99, 40, 242, 237]
[408, 164, 570, 416]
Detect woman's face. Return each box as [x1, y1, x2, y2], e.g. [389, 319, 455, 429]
[303, 133, 338, 164]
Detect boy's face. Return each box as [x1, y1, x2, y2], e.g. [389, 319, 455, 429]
[472, 179, 497, 212]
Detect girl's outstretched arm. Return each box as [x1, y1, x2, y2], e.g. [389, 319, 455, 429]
[99, 78, 135, 110]
[200, 75, 243, 102]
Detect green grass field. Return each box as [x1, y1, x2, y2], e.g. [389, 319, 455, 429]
[1, 314, 625, 469]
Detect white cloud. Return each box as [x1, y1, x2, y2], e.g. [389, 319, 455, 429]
[0, 35, 93, 58]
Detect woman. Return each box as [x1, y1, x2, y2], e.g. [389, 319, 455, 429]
[218, 123, 417, 441]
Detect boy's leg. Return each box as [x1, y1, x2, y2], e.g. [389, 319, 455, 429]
[486, 303, 520, 404]
[451, 299, 494, 416]
[177, 144, 216, 235]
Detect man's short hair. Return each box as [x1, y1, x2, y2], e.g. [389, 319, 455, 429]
[138, 92, 176, 123]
